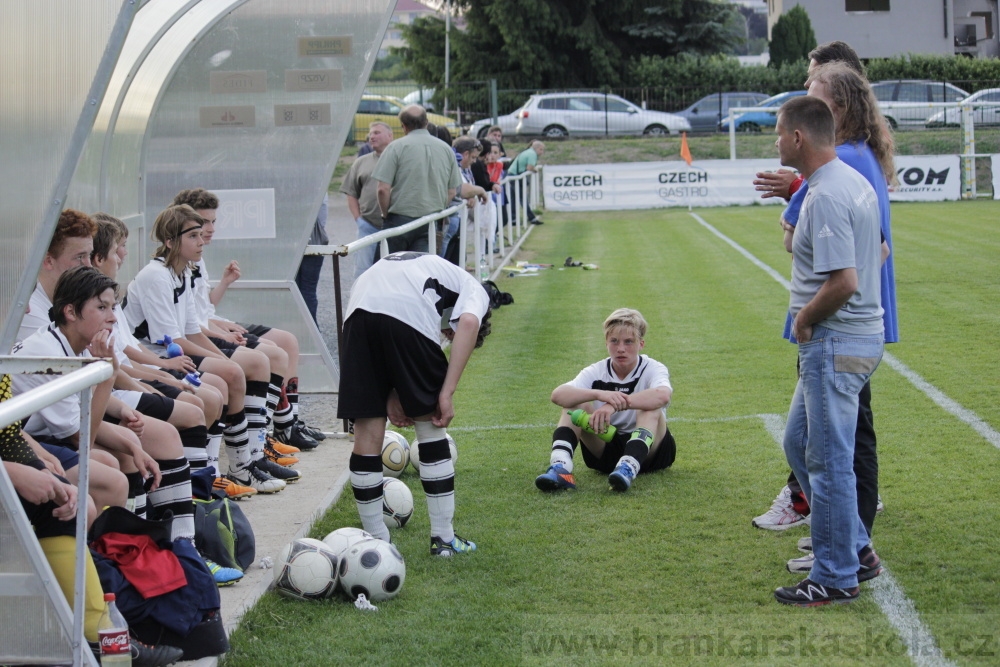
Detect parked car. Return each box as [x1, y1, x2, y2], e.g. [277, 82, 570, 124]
[513, 92, 691, 137]
[674, 91, 768, 132]
[870, 80, 969, 128]
[468, 109, 524, 139]
[402, 87, 436, 111]
[353, 94, 459, 141]
[925, 88, 1000, 127]
[718, 90, 807, 132]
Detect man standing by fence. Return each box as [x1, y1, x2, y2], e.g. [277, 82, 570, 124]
[507, 140, 545, 225]
[373, 105, 461, 254]
[342, 121, 393, 277]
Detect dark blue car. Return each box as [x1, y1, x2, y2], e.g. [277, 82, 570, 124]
[719, 90, 807, 133]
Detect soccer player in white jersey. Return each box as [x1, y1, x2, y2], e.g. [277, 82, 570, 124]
[338, 252, 492, 556]
[535, 308, 675, 493]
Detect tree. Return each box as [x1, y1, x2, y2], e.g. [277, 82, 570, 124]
[768, 5, 816, 68]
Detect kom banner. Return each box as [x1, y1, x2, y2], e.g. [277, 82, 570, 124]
[543, 156, 961, 211]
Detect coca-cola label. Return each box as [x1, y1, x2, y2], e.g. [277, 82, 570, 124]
[98, 629, 130, 655]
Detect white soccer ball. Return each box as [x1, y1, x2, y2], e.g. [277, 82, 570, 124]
[321, 527, 374, 560]
[409, 432, 458, 473]
[381, 431, 410, 477]
[338, 538, 406, 602]
[382, 478, 414, 529]
[273, 537, 339, 600]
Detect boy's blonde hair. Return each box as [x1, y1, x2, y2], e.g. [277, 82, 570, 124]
[603, 308, 647, 340]
[151, 204, 203, 269]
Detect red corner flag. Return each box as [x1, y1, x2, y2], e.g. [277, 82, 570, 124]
[680, 132, 693, 166]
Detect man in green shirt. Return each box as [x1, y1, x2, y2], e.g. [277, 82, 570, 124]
[507, 140, 545, 225]
[373, 105, 462, 253]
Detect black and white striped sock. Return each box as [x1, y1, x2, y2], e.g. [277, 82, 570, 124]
[147, 456, 194, 541]
[349, 453, 390, 542]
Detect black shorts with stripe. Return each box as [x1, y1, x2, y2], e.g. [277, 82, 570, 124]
[337, 310, 448, 420]
[142, 379, 181, 399]
[103, 392, 175, 425]
[581, 426, 676, 474]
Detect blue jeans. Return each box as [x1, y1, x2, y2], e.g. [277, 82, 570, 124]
[295, 256, 324, 323]
[439, 214, 459, 258]
[354, 217, 381, 278]
[783, 325, 883, 589]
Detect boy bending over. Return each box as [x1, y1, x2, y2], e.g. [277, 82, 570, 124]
[536, 308, 675, 492]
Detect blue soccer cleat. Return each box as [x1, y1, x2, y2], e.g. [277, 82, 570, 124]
[608, 459, 636, 492]
[535, 464, 576, 491]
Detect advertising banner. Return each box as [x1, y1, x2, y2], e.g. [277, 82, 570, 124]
[543, 156, 961, 211]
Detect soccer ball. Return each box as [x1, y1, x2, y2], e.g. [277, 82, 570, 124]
[273, 537, 339, 600]
[321, 527, 374, 560]
[410, 432, 458, 474]
[381, 431, 410, 477]
[338, 538, 406, 602]
[382, 478, 414, 529]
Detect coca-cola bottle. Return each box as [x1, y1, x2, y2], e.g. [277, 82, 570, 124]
[97, 593, 132, 665]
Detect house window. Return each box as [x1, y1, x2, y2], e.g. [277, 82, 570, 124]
[846, 0, 889, 10]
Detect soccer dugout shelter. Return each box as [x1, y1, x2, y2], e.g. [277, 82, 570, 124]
[0, 0, 394, 663]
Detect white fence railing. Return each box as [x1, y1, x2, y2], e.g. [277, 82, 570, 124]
[0, 356, 113, 667]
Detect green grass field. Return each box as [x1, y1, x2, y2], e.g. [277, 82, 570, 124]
[224, 201, 1000, 666]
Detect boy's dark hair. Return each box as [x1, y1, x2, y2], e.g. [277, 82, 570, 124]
[92, 211, 128, 241]
[809, 41, 865, 77]
[50, 266, 118, 326]
[172, 188, 219, 211]
[90, 214, 122, 263]
[48, 209, 97, 259]
[479, 138, 492, 155]
[475, 309, 493, 349]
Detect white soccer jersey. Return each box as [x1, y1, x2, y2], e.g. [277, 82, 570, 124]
[124, 259, 201, 344]
[191, 258, 226, 327]
[17, 283, 53, 344]
[346, 252, 490, 343]
[568, 354, 672, 432]
[11, 324, 88, 441]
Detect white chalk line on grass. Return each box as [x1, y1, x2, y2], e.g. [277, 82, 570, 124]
[689, 211, 1000, 452]
[446, 413, 772, 433]
[760, 414, 953, 667]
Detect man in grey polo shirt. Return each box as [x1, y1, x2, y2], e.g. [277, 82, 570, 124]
[771, 96, 884, 607]
[341, 121, 393, 277]
[374, 105, 462, 254]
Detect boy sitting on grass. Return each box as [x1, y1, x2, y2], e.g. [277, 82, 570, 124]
[535, 308, 675, 492]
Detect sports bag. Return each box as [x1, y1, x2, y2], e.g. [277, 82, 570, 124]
[193, 494, 255, 572]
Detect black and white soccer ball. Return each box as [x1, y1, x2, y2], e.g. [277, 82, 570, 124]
[273, 537, 339, 600]
[338, 538, 406, 602]
[409, 432, 458, 474]
[381, 478, 414, 529]
[381, 431, 410, 477]
[321, 527, 374, 560]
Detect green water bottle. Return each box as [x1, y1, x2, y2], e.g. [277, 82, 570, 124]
[567, 409, 617, 443]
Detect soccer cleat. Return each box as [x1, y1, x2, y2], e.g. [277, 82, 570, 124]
[129, 638, 185, 667]
[297, 421, 327, 441]
[212, 476, 257, 500]
[876, 494, 885, 513]
[787, 552, 814, 574]
[430, 534, 477, 557]
[204, 558, 243, 586]
[775, 578, 859, 607]
[535, 464, 576, 491]
[264, 441, 299, 467]
[266, 436, 300, 455]
[857, 545, 883, 583]
[274, 423, 319, 451]
[752, 486, 808, 531]
[797, 536, 812, 553]
[607, 459, 636, 492]
[255, 457, 301, 483]
[226, 460, 285, 494]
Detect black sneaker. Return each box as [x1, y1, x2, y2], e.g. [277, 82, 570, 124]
[274, 423, 319, 450]
[255, 456, 301, 483]
[297, 421, 326, 441]
[430, 534, 477, 557]
[857, 545, 883, 583]
[774, 578, 859, 607]
[131, 638, 184, 667]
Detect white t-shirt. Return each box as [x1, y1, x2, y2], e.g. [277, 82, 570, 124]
[17, 283, 53, 344]
[11, 324, 88, 441]
[346, 252, 490, 343]
[567, 354, 672, 433]
[124, 259, 200, 344]
[191, 258, 228, 327]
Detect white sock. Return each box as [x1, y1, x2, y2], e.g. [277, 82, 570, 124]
[617, 455, 640, 478]
[550, 441, 575, 473]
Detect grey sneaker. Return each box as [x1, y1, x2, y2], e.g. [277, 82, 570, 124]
[226, 460, 285, 494]
[752, 486, 808, 531]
